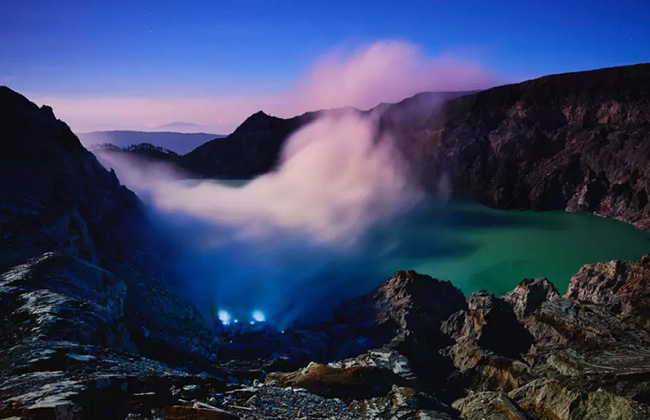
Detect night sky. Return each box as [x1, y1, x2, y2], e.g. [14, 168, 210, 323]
[1, 0, 649, 132]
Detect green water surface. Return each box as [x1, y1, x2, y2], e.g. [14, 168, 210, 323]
[377, 198, 650, 295]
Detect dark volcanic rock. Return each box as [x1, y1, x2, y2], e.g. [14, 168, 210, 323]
[566, 255, 650, 332]
[265, 362, 400, 400]
[333, 270, 467, 341]
[0, 86, 218, 417]
[373, 270, 469, 331]
[397, 64, 650, 230]
[442, 291, 534, 372]
[220, 257, 650, 418]
[503, 277, 560, 319]
[179, 111, 319, 178]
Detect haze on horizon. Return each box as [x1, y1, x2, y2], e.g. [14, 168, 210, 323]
[1, 0, 649, 134]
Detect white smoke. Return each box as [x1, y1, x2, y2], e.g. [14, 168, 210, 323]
[150, 113, 420, 244]
[96, 112, 423, 327]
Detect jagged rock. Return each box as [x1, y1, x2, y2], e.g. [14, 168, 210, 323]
[333, 270, 466, 358]
[441, 291, 534, 394]
[373, 270, 468, 332]
[509, 378, 650, 420]
[566, 255, 650, 332]
[394, 64, 650, 230]
[0, 252, 135, 352]
[452, 391, 527, 420]
[443, 292, 533, 366]
[265, 362, 401, 400]
[503, 277, 560, 320]
[349, 385, 457, 420]
[0, 87, 217, 416]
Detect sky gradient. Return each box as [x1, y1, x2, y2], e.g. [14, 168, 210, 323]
[1, 0, 649, 133]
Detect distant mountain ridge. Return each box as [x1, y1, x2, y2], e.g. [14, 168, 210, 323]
[78, 130, 224, 154]
[155, 121, 201, 130]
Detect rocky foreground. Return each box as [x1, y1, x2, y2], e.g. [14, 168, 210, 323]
[3, 255, 650, 419]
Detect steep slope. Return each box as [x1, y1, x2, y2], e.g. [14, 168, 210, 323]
[0, 87, 217, 416]
[179, 110, 319, 178]
[397, 63, 650, 230]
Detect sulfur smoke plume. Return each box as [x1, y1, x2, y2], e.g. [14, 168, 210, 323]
[97, 112, 422, 328]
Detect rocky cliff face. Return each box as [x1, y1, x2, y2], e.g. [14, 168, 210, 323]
[0, 87, 218, 417]
[398, 64, 650, 230]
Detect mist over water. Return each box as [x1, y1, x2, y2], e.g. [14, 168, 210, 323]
[97, 112, 424, 328]
[97, 115, 650, 331]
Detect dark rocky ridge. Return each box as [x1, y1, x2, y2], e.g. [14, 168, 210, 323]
[398, 63, 650, 230]
[90, 142, 182, 164]
[178, 110, 320, 178]
[0, 87, 219, 417]
[177, 91, 466, 179]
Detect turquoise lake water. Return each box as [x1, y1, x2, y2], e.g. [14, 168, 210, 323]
[373, 197, 650, 296]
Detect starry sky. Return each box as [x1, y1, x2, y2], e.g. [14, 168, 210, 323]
[1, 0, 649, 133]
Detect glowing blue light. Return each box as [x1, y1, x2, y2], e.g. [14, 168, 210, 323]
[218, 310, 231, 326]
[252, 310, 266, 322]
[234, 319, 239, 324]
[249, 320, 255, 325]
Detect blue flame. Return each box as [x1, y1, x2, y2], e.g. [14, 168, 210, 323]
[217, 310, 231, 326]
[252, 310, 266, 322]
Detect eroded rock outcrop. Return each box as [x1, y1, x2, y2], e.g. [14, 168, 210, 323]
[213, 256, 650, 419]
[0, 87, 218, 417]
[397, 64, 650, 230]
[566, 255, 650, 332]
